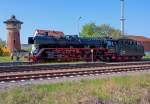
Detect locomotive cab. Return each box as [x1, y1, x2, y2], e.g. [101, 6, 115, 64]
[105, 38, 117, 53]
[116, 38, 145, 60]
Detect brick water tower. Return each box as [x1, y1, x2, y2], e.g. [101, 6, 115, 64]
[4, 15, 23, 52]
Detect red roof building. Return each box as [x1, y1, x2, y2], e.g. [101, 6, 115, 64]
[34, 29, 64, 37]
[127, 35, 150, 52]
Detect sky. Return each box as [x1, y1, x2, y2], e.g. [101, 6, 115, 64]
[0, 0, 150, 43]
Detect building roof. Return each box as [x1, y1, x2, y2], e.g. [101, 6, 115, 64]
[127, 35, 150, 52]
[35, 29, 64, 37]
[127, 35, 150, 42]
[4, 15, 23, 24]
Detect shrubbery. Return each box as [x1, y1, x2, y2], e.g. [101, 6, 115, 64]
[0, 38, 10, 56]
[1, 47, 10, 56]
[0, 47, 10, 56]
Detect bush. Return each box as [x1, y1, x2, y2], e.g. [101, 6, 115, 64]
[0, 47, 10, 56]
[2, 47, 10, 56]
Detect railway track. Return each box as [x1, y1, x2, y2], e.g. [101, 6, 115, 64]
[0, 62, 150, 82]
[0, 61, 150, 73]
[0, 62, 34, 66]
[0, 58, 149, 67]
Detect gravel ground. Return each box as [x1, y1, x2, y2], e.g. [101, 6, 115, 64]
[0, 70, 150, 90]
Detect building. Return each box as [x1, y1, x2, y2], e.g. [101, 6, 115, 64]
[127, 35, 150, 53]
[34, 29, 64, 37]
[4, 15, 23, 52]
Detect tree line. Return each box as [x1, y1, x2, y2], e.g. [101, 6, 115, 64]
[80, 23, 123, 39]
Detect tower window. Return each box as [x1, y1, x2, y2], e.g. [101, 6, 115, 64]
[14, 40, 16, 44]
[13, 23, 17, 26]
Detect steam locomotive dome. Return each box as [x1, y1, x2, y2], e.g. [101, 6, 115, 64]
[79, 38, 104, 48]
[34, 35, 56, 45]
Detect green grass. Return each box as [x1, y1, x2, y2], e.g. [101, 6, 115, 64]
[0, 56, 11, 62]
[144, 54, 150, 58]
[0, 74, 150, 104]
[0, 56, 26, 62]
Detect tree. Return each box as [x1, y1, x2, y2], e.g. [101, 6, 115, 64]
[80, 23, 123, 39]
[0, 38, 6, 47]
[0, 47, 2, 56]
[80, 23, 97, 38]
[110, 28, 122, 39]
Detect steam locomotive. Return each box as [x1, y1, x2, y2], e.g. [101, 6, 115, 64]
[28, 33, 145, 62]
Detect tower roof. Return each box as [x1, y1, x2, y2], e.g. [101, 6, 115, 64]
[4, 15, 23, 24]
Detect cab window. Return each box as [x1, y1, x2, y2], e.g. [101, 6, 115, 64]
[107, 40, 114, 47]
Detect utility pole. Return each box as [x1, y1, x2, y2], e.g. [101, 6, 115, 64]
[120, 0, 125, 36]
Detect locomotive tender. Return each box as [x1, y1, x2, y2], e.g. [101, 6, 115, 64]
[28, 32, 145, 62]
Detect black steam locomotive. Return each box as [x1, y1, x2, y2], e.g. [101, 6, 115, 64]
[28, 34, 144, 62]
